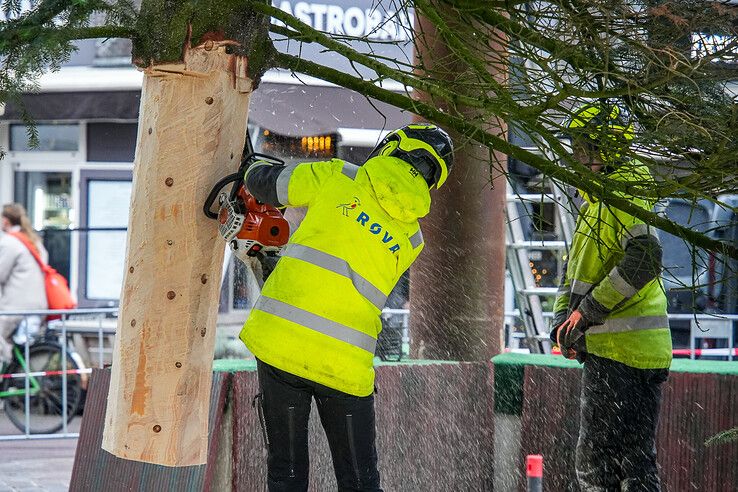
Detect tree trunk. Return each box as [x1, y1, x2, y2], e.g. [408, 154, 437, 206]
[410, 10, 508, 361]
[410, 145, 507, 361]
[102, 42, 253, 466]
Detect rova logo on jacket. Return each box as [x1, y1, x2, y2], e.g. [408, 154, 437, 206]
[337, 198, 401, 253]
[355, 211, 400, 253]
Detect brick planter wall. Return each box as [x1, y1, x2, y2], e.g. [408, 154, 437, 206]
[502, 355, 738, 492]
[70, 355, 738, 491]
[71, 361, 495, 491]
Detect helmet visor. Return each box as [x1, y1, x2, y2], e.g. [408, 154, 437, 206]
[395, 130, 449, 188]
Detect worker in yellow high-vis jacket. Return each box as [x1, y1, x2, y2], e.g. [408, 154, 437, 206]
[552, 101, 672, 491]
[240, 124, 454, 492]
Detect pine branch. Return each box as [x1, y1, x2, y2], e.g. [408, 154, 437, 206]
[1, 0, 70, 30]
[0, 24, 134, 44]
[258, 2, 667, 204]
[705, 427, 738, 447]
[0, 0, 137, 154]
[273, 50, 738, 260]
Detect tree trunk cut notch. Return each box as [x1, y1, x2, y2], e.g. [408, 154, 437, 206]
[102, 41, 253, 467]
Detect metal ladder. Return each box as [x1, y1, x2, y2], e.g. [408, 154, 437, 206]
[505, 174, 576, 354]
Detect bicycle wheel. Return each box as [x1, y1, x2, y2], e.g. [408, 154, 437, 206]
[2, 342, 83, 434]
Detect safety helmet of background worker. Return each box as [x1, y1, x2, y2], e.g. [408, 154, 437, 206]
[566, 101, 635, 163]
[366, 123, 455, 189]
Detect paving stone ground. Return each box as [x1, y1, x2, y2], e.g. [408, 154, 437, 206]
[0, 417, 78, 492]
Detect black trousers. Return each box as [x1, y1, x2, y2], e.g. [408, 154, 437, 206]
[576, 354, 669, 492]
[255, 360, 382, 492]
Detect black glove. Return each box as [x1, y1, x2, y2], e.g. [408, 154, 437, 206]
[257, 252, 280, 282]
[556, 310, 589, 362]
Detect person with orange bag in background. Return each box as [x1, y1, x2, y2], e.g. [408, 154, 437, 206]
[0, 203, 48, 363]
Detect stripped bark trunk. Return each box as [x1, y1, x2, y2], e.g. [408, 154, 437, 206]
[102, 41, 253, 466]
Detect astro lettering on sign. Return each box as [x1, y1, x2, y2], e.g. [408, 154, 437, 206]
[355, 212, 400, 253]
[272, 1, 413, 41]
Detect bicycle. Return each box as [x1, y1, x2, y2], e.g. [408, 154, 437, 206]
[0, 325, 84, 434]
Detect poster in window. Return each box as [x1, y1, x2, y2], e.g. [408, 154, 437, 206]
[86, 180, 131, 299]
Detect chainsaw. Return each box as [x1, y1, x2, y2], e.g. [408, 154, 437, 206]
[203, 134, 290, 264]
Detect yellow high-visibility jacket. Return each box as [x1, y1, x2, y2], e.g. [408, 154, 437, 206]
[553, 162, 672, 369]
[240, 155, 429, 396]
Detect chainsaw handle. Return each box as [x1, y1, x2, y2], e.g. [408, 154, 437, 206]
[237, 152, 285, 175]
[231, 152, 286, 202]
[203, 172, 241, 219]
[204, 129, 286, 219]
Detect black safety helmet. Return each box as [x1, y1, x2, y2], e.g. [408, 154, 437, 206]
[366, 123, 455, 188]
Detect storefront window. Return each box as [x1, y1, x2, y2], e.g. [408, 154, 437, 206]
[233, 259, 250, 310]
[13, 171, 74, 280]
[85, 180, 131, 300]
[9, 123, 79, 152]
[14, 172, 73, 230]
[218, 257, 252, 314]
[218, 266, 231, 314]
[256, 129, 336, 165]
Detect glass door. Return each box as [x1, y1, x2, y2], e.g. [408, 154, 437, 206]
[78, 170, 132, 307]
[13, 171, 74, 280]
[14, 171, 73, 230]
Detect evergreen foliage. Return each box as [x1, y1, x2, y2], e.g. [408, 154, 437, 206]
[1, 0, 737, 258]
[706, 426, 738, 446]
[0, 0, 135, 145]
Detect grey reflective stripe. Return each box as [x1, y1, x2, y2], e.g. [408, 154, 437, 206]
[587, 315, 669, 335]
[282, 243, 387, 310]
[621, 223, 659, 249]
[557, 285, 571, 297]
[276, 164, 298, 205]
[254, 296, 377, 353]
[608, 267, 639, 298]
[409, 228, 424, 248]
[571, 279, 594, 296]
[341, 162, 359, 180]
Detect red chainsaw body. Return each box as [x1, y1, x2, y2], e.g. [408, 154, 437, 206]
[235, 187, 289, 247]
[218, 185, 289, 257]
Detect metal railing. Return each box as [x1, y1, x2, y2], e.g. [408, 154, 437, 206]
[5, 304, 729, 441]
[0, 307, 117, 440]
[378, 308, 410, 360]
[0, 306, 413, 440]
